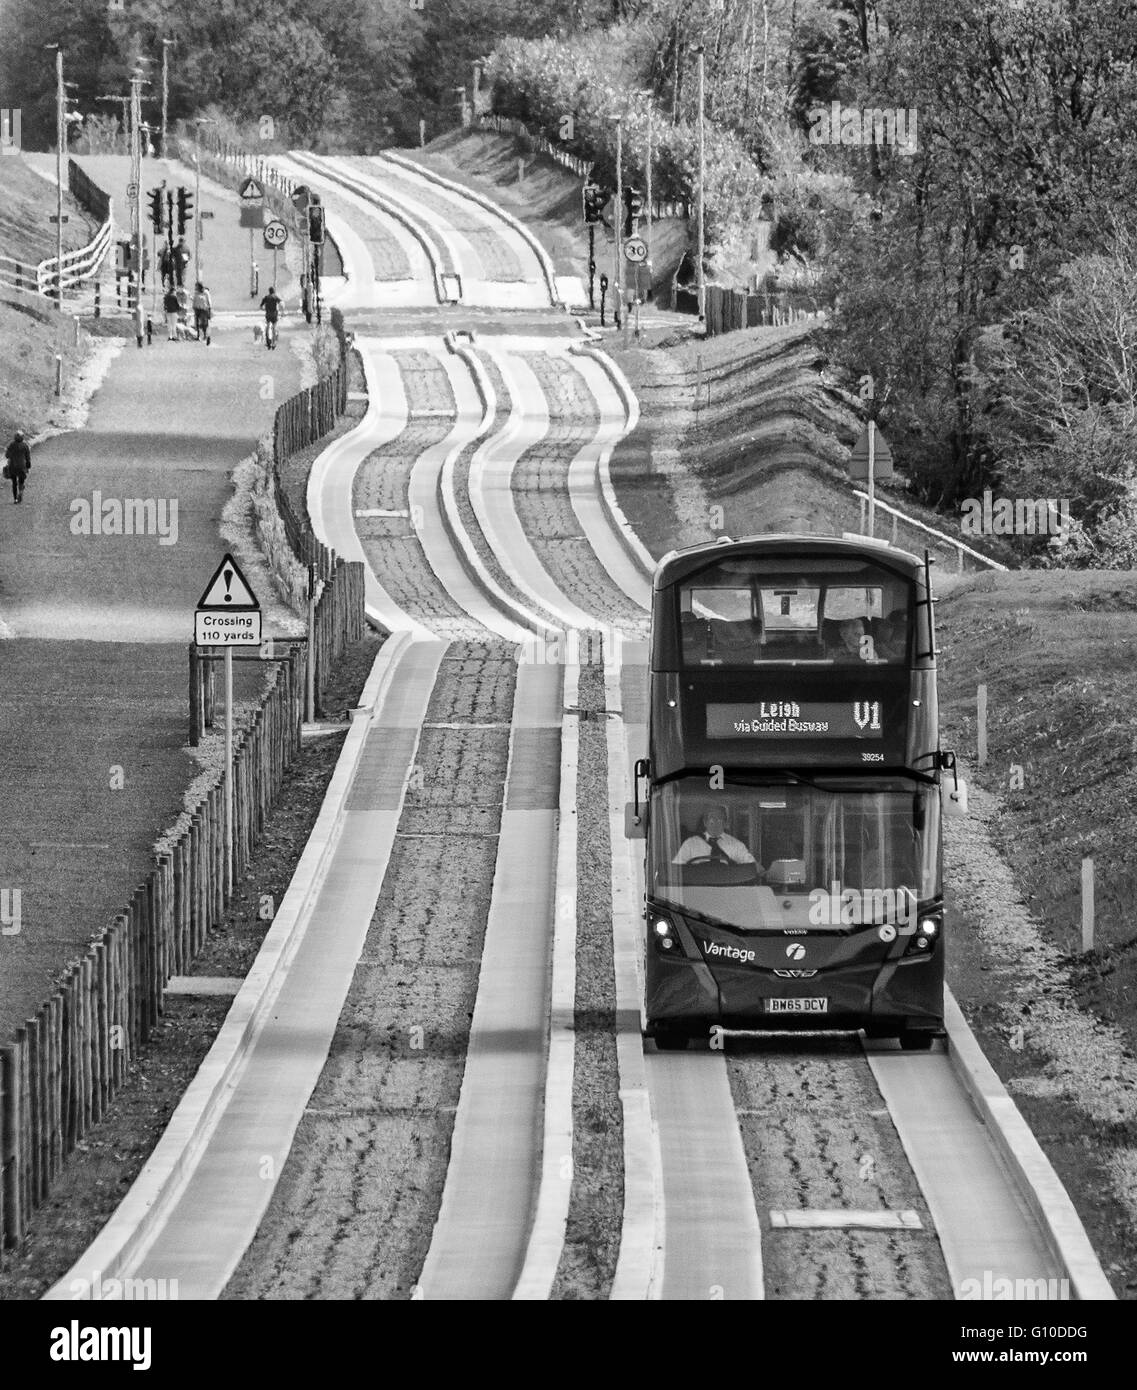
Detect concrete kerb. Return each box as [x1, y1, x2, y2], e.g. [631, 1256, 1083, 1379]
[440, 335, 561, 643]
[604, 646, 665, 1300]
[568, 344, 656, 583]
[306, 341, 436, 642]
[42, 629, 414, 1299]
[943, 986, 1117, 1300]
[512, 652, 580, 1299]
[285, 152, 450, 305]
[379, 149, 563, 309]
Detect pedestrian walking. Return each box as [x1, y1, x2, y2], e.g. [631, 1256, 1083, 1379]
[163, 285, 181, 341]
[260, 285, 282, 350]
[192, 281, 213, 344]
[3, 430, 31, 504]
[159, 242, 174, 291]
[173, 237, 191, 288]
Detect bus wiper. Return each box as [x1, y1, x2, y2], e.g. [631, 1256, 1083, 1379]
[655, 896, 727, 930]
[731, 767, 936, 792]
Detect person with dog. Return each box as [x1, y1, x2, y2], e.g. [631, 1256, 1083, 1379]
[259, 285, 282, 349]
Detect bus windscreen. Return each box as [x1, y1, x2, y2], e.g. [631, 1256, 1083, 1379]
[676, 558, 912, 668]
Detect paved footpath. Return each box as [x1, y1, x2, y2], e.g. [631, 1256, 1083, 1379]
[0, 155, 303, 1042]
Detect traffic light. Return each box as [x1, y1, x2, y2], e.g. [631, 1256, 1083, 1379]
[176, 187, 193, 236]
[623, 186, 644, 237]
[583, 182, 605, 226]
[147, 188, 164, 233]
[308, 202, 325, 245]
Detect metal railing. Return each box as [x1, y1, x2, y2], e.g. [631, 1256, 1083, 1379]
[852, 490, 1008, 572]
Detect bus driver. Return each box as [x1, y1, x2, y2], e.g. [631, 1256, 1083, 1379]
[673, 806, 765, 876]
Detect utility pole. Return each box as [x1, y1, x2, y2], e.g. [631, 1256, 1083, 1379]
[194, 148, 202, 273]
[639, 88, 653, 308]
[48, 46, 64, 310]
[615, 116, 623, 334]
[696, 44, 706, 322]
[193, 117, 215, 278]
[645, 98, 653, 264]
[130, 73, 143, 315]
[160, 39, 173, 157]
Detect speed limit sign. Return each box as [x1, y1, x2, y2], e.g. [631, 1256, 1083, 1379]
[263, 219, 288, 249]
[623, 236, 648, 264]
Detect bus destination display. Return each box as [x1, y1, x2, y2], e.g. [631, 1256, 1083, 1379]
[706, 699, 884, 740]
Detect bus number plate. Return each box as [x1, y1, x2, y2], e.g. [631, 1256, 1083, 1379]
[766, 998, 828, 1014]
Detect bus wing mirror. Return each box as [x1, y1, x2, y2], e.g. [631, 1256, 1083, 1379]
[945, 779, 968, 818]
[626, 756, 650, 837]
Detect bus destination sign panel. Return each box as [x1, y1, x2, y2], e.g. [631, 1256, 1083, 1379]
[707, 699, 883, 740]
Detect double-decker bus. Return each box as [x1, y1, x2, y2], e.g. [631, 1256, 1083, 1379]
[629, 534, 967, 1050]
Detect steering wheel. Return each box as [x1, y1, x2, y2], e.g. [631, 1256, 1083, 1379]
[681, 855, 763, 885]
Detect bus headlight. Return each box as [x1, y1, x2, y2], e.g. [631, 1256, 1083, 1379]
[905, 915, 941, 957]
[653, 917, 675, 951]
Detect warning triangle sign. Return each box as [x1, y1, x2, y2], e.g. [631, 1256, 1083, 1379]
[197, 553, 260, 609]
[238, 176, 265, 202]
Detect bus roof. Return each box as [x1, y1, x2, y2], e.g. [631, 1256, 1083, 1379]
[652, 533, 926, 591]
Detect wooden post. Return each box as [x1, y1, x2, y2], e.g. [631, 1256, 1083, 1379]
[1, 1042, 23, 1249]
[1082, 857, 1094, 953]
[225, 648, 234, 898]
[976, 684, 987, 768]
[307, 565, 317, 722]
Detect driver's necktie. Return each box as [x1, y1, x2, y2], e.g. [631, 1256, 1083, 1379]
[708, 835, 727, 864]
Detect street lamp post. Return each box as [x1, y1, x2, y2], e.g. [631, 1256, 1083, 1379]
[193, 117, 217, 279]
[161, 39, 173, 157]
[695, 44, 706, 323]
[130, 72, 146, 327]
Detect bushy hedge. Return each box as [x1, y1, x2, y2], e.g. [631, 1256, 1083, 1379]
[487, 34, 765, 255]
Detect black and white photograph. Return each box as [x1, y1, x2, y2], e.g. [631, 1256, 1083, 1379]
[0, 0, 1130, 1357]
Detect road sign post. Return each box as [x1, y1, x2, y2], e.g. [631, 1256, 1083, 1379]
[263, 219, 287, 297]
[194, 553, 261, 896]
[849, 423, 893, 539]
[239, 176, 265, 300]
